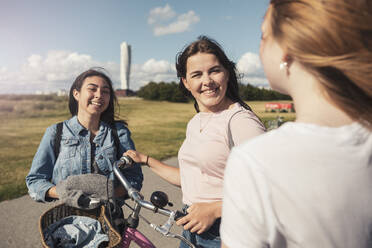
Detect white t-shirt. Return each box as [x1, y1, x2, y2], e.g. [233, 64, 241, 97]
[221, 121, 372, 248]
[178, 103, 265, 205]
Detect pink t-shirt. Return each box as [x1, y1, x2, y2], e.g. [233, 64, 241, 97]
[178, 103, 266, 205]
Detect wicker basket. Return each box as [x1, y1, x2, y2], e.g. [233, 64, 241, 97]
[39, 203, 122, 248]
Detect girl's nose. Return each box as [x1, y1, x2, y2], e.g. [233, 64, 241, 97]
[94, 89, 103, 98]
[201, 74, 213, 85]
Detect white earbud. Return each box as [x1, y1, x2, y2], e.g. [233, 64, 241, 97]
[279, 61, 288, 70]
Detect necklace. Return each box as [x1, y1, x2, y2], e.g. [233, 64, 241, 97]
[199, 113, 213, 132]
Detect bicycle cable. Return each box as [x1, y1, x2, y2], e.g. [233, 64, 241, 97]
[124, 202, 152, 225]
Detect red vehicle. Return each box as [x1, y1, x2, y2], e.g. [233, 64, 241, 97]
[265, 102, 295, 112]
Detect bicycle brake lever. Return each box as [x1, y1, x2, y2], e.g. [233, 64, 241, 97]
[150, 210, 177, 236]
[151, 225, 195, 248]
[154, 211, 176, 235]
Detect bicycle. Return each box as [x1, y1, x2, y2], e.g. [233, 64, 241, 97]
[40, 156, 194, 248]
[112, 155, 195, 248]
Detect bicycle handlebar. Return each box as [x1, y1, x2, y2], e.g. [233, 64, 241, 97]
[112, 156, 194, 248]
[112, 157, 174, 217]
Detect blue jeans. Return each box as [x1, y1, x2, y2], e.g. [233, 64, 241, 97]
[179, 205, 221, 248]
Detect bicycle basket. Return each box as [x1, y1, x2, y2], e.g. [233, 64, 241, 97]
[39, 203, 122, 248]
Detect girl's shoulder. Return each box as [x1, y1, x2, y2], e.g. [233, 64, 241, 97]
[46, 119, 68, 135]
[112, 120, 128, 129]
[111, 120, 131, 136]
[229, 104, 264, 127]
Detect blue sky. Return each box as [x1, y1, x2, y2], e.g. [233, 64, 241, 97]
[0, 0, 270, 94]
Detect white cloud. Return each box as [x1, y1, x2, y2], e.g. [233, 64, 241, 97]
[27, 54, 43, 68]
[142, 58, 174, 73]
[0, 51, 178, 94]
[148, 5, 200, 36]
[0, 51, 120, 94]
[1, 50, 269, 94]
[19, 51, 95, 82]
[148, 4, 176, 25]
[131, 58, 177, 89]
[237, 52, 261, 75]
[237, 52, 268, 87]
[0, 67, 11, 81]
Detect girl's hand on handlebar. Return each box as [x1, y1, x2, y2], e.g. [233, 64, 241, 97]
[176, 201, 221, 235]
[124, 150, 147, 165]
[46, 186, 59, 199]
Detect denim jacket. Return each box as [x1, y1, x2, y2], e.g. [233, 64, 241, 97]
[26, 116, 143, 202]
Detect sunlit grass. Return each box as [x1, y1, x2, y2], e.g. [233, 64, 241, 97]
[0, 96, 295, 201]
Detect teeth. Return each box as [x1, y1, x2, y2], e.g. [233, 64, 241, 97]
[203, 89, 217, 94]
[91, 102, 102, 106]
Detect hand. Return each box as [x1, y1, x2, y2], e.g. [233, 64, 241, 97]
[176, 202, 221, 234]
[46, 186, 58, 199]
[56, 174, 114, 208]
[124, 150, 147, 164]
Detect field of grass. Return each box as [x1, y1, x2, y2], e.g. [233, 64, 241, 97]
[0, 95, 295, 202]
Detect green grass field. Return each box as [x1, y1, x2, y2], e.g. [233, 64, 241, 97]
[0, 95, 295, 202]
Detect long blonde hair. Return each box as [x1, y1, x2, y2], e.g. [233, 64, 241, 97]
[268, 0, 372, 129]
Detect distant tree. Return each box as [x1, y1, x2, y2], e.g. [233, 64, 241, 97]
[137, 81, 188, 102]
[158, 82, 174, 101]
[169, 82, 189, 102]
[239, 83, 291, 101]
[138, 82, 291, 102]
[137, 82, 159, 100]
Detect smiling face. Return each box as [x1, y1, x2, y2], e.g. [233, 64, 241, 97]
[73, 76, 111, 119]
[182, 52, 231, 113]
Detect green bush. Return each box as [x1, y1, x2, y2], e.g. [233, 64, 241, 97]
[137, 82, 189, 102]
[239, 83, 291, 101]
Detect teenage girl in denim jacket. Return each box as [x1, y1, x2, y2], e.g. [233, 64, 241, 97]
[26, 68, 143, 203]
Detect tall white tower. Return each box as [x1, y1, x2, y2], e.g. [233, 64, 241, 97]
[120, 42, 131, 90]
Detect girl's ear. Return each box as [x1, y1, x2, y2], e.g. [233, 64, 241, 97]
[281, 54, 292, 65]
[182, 77, 191, 91]
[73, 89, 80, 101]
[280, 45, 293, 67]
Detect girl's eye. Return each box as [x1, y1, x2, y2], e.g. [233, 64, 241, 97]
[191, 73, 201, 78]
[210, 68, 221, 74]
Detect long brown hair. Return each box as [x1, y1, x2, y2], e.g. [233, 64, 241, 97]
[268, 0, 372, 129]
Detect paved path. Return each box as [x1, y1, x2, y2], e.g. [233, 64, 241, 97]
[0, 157, 183, 248]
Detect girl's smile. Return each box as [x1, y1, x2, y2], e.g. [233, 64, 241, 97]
[182, 53, 232, 113]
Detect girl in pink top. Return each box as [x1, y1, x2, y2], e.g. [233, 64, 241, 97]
[125, 36, 265, 248]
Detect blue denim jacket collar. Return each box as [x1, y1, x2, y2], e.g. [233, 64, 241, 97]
[67, 116, 109, 148]
[67, 116, 86, 136]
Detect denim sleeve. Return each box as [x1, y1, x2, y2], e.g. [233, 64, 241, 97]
[25, 125, 57, 202]
[114, 122, 143, 192]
